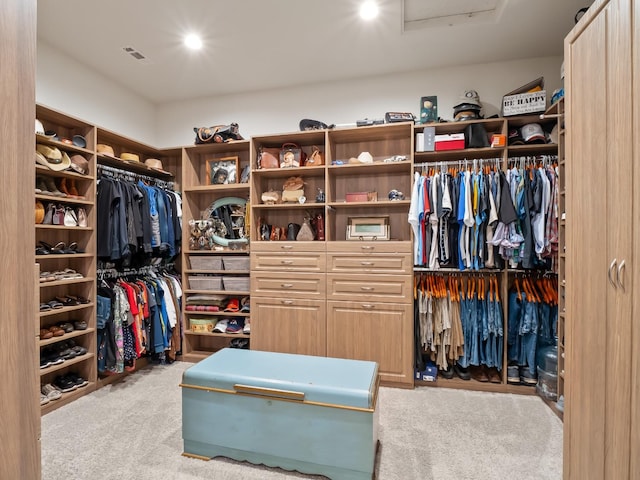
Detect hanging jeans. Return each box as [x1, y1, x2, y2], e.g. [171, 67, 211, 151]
[507, 290, 522, 362]
[518, 294, 539, 376]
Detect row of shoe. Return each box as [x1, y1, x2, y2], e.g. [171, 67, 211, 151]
[36, 240, 85, 255]
[40, 295, 91, 311]
[229, 338, 250, 349]
[39, 268, 84, 282]
[506, 365, 537, 386]
[40, 340, 88, 369]
[37, 202, 88, 227]
[211, 317, 250, 334]
[36, 175, 85, 199]
[440, 364, 502, 384]
[40, 320, 88, 339]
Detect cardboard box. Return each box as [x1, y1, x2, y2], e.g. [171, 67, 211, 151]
[502, 90, 547, 116]
[345, 191, 377, 202]
[434, 133, 465, 151]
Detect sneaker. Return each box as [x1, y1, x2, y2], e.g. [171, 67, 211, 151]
[53, 374, 77, 393]
[67, 373, 88, 388]
[226, 318, 245, 334]
[243, 318, 250, 335]
[439, 365, 454, 379]
[40, 393, 50, 406]
[41, 383, 62, 401]
[507, 365, 520, 384]
[520, 366, 538, 385]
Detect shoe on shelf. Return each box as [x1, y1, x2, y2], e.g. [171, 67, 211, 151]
[507, 365, 520, 384]
[519, 366, 538, 385]
[40, 393, 50, 406]
[41, 383, 62, 401]
[487, 368, 502, 384]
[242, 318, 250, 335]
[439, 365, 454, 379]
[454, 363, 471, 381]
[43, 176, 66, 197]
[66, 372, 88, 388]
[470, 365, 490, 382]
[53, 374, 77, 393]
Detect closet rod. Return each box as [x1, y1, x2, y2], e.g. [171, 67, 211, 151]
[97, 263, 175, 279]
[413, 157, 503, 169]
[97, 163, 175, 190]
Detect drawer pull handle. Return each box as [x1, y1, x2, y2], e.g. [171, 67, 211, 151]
[281, 283, 293, 288]
[234, 384, 305, 401]
[360, 286, 374, 291]
[281, 245, 293, 250]
[281, 260, 294, 265]
[360, 261, 374, 266]
[362, 304, 375, 309]
[281, 300, 294, 305]
[361, 246, 373, 250]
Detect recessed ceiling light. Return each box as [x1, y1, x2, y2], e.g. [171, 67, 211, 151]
[360, 1, 379, 20]
[184, 34, 203, 50]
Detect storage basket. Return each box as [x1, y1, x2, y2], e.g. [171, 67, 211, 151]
[189, 255, 223, 270]
[222, 256, 250, 271]
[190, 318, 217, 333]
[188, 275, 223, 291]
[222, 276, 250, 292]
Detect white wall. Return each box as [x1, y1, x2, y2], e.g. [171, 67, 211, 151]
[156, 55, 563, 148]
[36, 41, 157, 146]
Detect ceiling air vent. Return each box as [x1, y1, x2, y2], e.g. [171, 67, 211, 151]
[122, 46, 148, 61]
[402, 0, 507, 31]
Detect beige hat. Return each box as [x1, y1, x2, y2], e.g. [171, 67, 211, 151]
[121, 152, 140, 162]
[36, 144, 71, 171]
[144, 158, 168, 173]
[97, 143, 115, 156]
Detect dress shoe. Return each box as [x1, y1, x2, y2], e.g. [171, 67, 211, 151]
[439, 365, 454, 379]
[454, 363, 471, 381]
[471, 365, 490, 382]
[488, 368, 502, 384]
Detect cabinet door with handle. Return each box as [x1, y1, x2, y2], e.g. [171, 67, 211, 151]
[251, 297, 326, 356]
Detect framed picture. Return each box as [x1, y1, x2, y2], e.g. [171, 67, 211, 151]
[206, 156, 239, 185]
[346, 216, 390, 241]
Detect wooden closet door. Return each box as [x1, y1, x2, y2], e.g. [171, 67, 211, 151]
[565, 0, 633, 478]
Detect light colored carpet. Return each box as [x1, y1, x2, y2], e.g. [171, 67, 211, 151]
[41, 361, 562, 480]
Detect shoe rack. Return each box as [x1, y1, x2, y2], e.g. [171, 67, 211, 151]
[35, 104, 97, 413]
[181, 140, 252, 361]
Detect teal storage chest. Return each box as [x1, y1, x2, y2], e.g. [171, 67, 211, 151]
[181, 348, 380, 479]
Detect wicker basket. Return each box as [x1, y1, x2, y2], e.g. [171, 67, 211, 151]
[223, 256, 250, 271]
[222, 276, 250, 292]
[189, 255, 223, 270]
[188, 275, 223, 291]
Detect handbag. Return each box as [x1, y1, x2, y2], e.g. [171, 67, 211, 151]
[306, 146, 324, 166]
[52, 204, 66, 225]
[193, 123, 243, 144]
[296, 218, 315, 241]
[280, 143, 306, 168]
[258, 147, 280, 169]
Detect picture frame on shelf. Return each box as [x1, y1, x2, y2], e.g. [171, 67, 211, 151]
[346, 216, 390, 241]
[206, 156, 239, 185]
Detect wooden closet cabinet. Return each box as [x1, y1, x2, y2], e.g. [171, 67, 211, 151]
[564, 0, 637, 478]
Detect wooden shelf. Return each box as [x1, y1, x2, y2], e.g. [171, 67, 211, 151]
[415, 147, 503, 162]
[185, 269, 249, 275]
[35, 135, 93, 156]
[252, 165, 326, 178]
[507, 144, 559, 155]
[36, 165, 95, 181]
[98, 154, 173, 178]
[183, 184, 249, 193]
[253, 203, 325, 210]
[185, 249, 250, 255]
[39, 303, 94, 317]
[39, 277, 93, 288]
[184, 331, 250, 338]
[36, 225, 93, 231]
[180, 351, 213, 363]
[39, 353, 95, 376]
[184, 289, 249, 296]
[40, 382, 96, 415]
[184, 311, 249, 317]
[327, 200, 411, 208]
[36, 253, 93, 260]
[35, 194, 92, 205]
[39, 328, 95, 346]
[327, 161, 411, 176]
[415, 376, 538, 395]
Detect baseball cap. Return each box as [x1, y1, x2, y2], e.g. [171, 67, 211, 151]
[212, 319, 229, 333]
[226, 318, 245, 334]
[224, 298, 240, 312]
[35, 119, 45, 136]
[521, 123, 546, 144]
[508, 128, 525, 146]
[454, 90, 482, 109]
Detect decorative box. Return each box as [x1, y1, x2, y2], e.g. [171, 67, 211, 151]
[222, 276, 250, 292]
[222, 256, 250, 271]
[181, 349, 380, 479]
[345, 191, 378, 202]
[434, 133, 465, 151]
[190, 318, 217, 333]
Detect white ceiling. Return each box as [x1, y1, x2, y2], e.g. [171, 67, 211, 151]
[37, 0, 587, 104]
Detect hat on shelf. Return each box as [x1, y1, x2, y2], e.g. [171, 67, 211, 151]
[144, 158, 170, 174]
[35, 119, 45, 136]
[69, 154, 89, 175]
[454, 90, 482, 109]
[36, 144, 71, 171]
[97, 143, 115, 156]
[121, 152, 140, 162]
[521, 123, 546, 144]
[72, 135, 87, 148]
[507, 128, 525, 146]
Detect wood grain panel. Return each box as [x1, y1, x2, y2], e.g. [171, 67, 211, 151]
[0, 0, 40, 477]
[251, 272, 325, 299]
[564, 6, 608, 479]
[327, 273, 412, 303]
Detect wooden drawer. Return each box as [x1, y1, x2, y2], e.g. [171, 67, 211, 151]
[251, 272, 326, 299]
[251, 251, 325, 272]
[327, 241, 411, 255]
[327, 253, 411, 274]
[250, 242, 326, 254]
[326, 273, 411, 303]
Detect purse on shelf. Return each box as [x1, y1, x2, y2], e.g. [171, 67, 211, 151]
[280, 143, 306, 168]
[261, 190, 281, 205]
[52, 204, 66, 225]
[64, 207, 78, 227]
[193, 123, 243, 144]
[306, 146, 324, 166]
[258, 147, 280, 169]
[296, 218, 315, 241]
